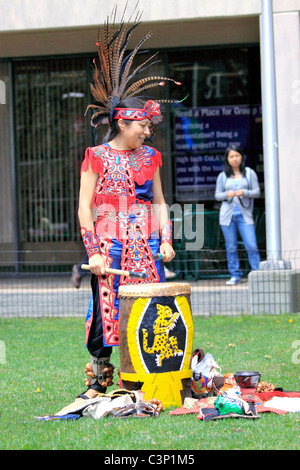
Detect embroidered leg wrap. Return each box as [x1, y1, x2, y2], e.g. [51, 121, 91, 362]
[84, 356, 114, 393]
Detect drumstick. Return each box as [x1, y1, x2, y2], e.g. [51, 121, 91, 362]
[81, 264, 146, 280]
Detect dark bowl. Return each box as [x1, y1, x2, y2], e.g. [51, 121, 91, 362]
[234, 371, 261, 389]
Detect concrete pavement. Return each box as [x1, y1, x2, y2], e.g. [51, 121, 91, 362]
[0, 274, 249, 317]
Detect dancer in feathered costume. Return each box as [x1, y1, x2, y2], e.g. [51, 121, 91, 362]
[77, 4, 179, 399]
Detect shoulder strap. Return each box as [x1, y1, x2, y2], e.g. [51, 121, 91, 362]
[222, 171, 227, 191]
[245, 167, 251, 189]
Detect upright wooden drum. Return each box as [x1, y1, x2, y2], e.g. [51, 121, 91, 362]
[118, 282, 194, 407]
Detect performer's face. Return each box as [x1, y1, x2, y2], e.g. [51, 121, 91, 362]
[119, 119, 152, 150]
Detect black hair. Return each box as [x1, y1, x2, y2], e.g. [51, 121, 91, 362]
[103, 97, 147, 143]
[223, 145, 246, 177]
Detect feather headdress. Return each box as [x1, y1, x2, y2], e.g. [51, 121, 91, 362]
[85, 3, 181, 127]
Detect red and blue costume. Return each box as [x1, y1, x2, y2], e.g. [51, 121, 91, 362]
[80, 143, 166, 357]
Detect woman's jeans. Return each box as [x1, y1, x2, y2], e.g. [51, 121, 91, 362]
[221, 213, 260, 279]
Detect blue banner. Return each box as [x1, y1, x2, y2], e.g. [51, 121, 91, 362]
[173, 105, 262, 201]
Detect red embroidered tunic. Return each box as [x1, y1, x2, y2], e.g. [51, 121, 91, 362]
[81, 143, 162, 241]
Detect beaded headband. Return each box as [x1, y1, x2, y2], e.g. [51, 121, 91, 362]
[113, 100, 161, 121]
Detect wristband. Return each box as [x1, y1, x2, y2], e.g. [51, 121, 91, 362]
[80, 227, 101, 258]
[160, 221, 172, 246]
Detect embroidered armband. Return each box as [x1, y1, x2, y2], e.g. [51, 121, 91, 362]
[160, 221, 172, 246]
[80, 227, 101, 258]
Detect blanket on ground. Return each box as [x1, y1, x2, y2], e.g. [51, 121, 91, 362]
[169, 390, 300, 421]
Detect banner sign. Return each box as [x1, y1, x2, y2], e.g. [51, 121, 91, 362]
[173, 105, 262, 201]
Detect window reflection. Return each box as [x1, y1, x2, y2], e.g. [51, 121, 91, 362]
[168, 47, 262, 205]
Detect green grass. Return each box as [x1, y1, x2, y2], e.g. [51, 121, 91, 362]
[0, 314, 299, 450]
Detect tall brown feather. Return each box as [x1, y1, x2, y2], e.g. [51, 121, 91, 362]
[86, 4, 181, 127]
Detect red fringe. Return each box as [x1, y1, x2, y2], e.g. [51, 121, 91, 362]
[80, 145, 162, 185]
[80, 147, 103, 175]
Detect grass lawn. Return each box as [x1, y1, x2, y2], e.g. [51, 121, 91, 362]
[0, 314, 299, 451]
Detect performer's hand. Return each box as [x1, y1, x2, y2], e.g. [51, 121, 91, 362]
[88, 253, 107, 275]
[160, 242, 175, 263]
[235, 189, 244, 197]
[226, 190, 235, 198]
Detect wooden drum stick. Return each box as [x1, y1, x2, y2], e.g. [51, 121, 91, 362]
[81, 264, 146, 280]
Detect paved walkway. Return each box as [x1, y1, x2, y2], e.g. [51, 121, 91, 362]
[0, 274, 249, 317]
